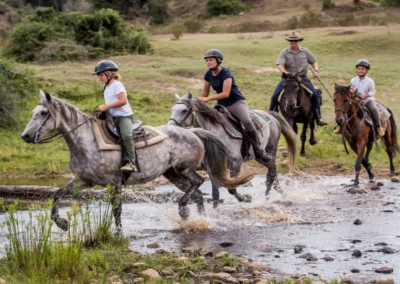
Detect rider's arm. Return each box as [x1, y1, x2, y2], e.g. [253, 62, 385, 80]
[277, 64, 288, 74]
[98, 92, 127, 112]
[206, 78, 232, 102]
[201, 81, 211, 97]
[311, 62, 319, 78]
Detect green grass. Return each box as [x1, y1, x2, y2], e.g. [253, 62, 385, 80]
[1, 26, 400, 177]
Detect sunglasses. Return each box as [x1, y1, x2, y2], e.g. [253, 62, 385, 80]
[289, 40, 299, 42]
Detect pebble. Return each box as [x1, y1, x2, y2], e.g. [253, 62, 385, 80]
[352, 250, 362, 258]
[353, 219, 363, 225]
[294, 245, 304, 254]
[216, 251, 229, 258]
[350, 268, 360, 273]
[378, 247, 396, 254]
[146, 243, 160, 249]
[299, 253, 318, 261]
[141, 269, 161, 279]
[248, 262, 269, 271]
[223, 266, 237, 273]
[375, 267, 394, 274]
[322, 255, 334, 261]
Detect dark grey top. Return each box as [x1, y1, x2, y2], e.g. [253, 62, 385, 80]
[276, 47, 317, 76]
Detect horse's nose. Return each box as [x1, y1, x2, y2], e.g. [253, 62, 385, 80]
[336, 118, 344, 125]
[21, 133, 32, 142]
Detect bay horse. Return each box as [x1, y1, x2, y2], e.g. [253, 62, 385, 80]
[169, 93, 297, 207]
[279, 73, 321, 156]
[21, 90, 254, 232]
[333, 84, 399, 186]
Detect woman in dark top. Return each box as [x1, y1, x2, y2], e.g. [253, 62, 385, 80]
[198, 49, 271, 163]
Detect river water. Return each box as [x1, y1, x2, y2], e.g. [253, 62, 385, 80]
[0, 174, 399, 282]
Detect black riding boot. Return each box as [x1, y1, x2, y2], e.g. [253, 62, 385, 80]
[314, 108, 327, 126]
[247, 130, 272, 164]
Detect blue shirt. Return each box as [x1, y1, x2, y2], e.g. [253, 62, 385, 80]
[204, 67, 245, 107]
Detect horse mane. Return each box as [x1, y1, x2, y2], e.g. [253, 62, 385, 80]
[43, 94, 89, 125]
[180, 94, 231, 127]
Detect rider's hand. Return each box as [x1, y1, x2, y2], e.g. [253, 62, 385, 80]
[98, 105, 108, 112]
[198, 97, 209, 103]
[312, 70, 319, 78]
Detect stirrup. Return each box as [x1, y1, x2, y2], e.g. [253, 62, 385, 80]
[376, 127, 385, 137]
[333, 126, 341, 134]
[121, 162, 137, 172]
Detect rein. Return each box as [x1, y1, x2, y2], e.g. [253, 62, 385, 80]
[34, 107, 93, 144]
[168, 101, 195, 127]
[282, 79, 305, 109]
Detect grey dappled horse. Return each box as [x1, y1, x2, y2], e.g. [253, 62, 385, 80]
[21, 91, 254, 232]
[168, 93, 297, 207]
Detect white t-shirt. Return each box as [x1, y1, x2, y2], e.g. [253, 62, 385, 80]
[350, 76, 376, 102]
[103, 80, 133, 117]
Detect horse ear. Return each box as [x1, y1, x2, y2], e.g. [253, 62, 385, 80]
[334, 83, 338, 90]
[350, 88, 357, 96]
[44, 91, 52, 102]
[174, 93, 181, 101]
[39, 90, 46, 103]
[188, 92, 192, 100]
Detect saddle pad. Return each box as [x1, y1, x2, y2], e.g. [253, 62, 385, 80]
[376, 102, 391, 123]
[92, 120, 168, 151]
[250, 111, 270, 130]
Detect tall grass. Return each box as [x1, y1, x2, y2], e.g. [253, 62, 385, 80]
[0, 189, 120, 282]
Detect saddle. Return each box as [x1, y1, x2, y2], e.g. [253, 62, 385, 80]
[278, 82, 323, 106]
[214, 105, 270, 158]
[92, 111, 167, 151]
[359, 101, 391, 127]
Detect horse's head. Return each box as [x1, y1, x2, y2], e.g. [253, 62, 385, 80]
[282, 73, 301, 108]
[168, 92, 195, 127]
[333, 83, 357, 126]
[21, 90, 58, 143]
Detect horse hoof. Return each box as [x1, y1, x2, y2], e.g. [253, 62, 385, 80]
[239, 194, 252, 203]
[300, 152, 305, 157]
[197, 204, 205, 215]
[213, 202, 219, 209]
[55, 217, 69, 231]
[309, 139, 317, 146]
[179, 206, 190, 219]
[115, 226, 123, 237]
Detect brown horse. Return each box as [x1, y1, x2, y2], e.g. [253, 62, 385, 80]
[279, 73, 319, 156]
[333, 84, 400, 186]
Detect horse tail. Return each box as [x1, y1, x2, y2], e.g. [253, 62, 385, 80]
[191, 129, 255, 188]
[268, 111, 297, 170]
[385, 108, 400, 155]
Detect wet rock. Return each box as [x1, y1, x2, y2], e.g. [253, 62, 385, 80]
[374, 242, 388, 246]
[322, 255, 334, 261]
[274, 255, 280, 258]
[176, 256, 188, 262]
[391, 177, 399, 182]
[299, 253, 318, 261]
[146, 243, 160, 249]
[141, 269, 161, 279]
[352, 250, 362, 258]
[248, 262, 269, 271]
[252, 270, 262, 276]
[377, 182, 384, 186]
[350, 239, 362, 244]
[375, 267, 393, 274]
[214, 272, 239, 283]
[220, 242, 234, 248]
[350, 268, 360, 273]
[204, 251, 214, 257]
[161, 269, 174, 276]
[378, 247, 396, 254]
[255, 281, 267, 284]
[132, 262, 146, 268]
[347, 187, 367, 194]
[353, 219, 363, 225]
[185, 271, 197, 278]
[294, 245, 304, 254]
[375, 278, 395, 284]
[223, 266, 237, 273]
[382, 210, 394, 213]
[155, 249, 167, 254]
[133, 278, 144, 283]
[216, 251, 229, 258]
[371, 185, 380, 191]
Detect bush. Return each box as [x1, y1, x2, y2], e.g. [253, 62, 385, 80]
[171, 22, 184, 40]
[322, 0, 335, 9]
[380, 0, 400, 6]
[184, 20, 202, 33]
[207, 24, 227, 33]
[0, 60, 39, 128]
[0, 2, 8, 14]
[206, 0, 249, 16]
[148, 0, 169, 25]
[3, 8, 152, 62]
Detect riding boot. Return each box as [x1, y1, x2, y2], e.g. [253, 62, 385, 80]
[314, 108, 327, 126]
[247, 130, 272, 164]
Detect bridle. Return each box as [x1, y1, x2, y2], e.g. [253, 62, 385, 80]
[168, 101, 195, 127]
[33, 104, 92, 144]
[282, 79, 304, 109]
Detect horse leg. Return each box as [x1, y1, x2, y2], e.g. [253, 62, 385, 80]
[111, 184, 123, 234]
[228, 188, 252, 203]
[163, 168, 204, 218]
[265, 131, 280, 196]
[209, 175, 221, 208]
[300, 123, 307, 157]
[354, 146, 366, 187]
[51, 178, 89, 231]
[361, 141, 374, 180]
[382, 124, 396, 176]
[309, 120, 317, 146]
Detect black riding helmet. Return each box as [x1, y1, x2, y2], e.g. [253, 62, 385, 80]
[204, 49, 224, 63]
[355, 59, 370, 69]
[93, 60, 118, 75]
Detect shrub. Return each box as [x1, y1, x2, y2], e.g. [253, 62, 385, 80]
[322, 0, 335, 9]
[148, 0, 169, 25]
[207, 24, 227, 33]
[184, 20, 202, 33]
[380, 0, 400, 6]
[206, 0, 249, 16]
[38, 40, 88, 63]
[0, 2, 8, 14]
[171, 22, 184, 40]
[0, 60, 39, 128]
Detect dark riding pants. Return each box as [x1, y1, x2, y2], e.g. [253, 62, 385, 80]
[115, 116, 136, 164]
[225, 100, 255, 132]
[365, 100, 381, 128]
[269, 76, 321, 113]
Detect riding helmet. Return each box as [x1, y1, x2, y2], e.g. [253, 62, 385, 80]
[93, 60, 118, 75]
[355, 59, 370, 69]
[204, 49, 224, 62]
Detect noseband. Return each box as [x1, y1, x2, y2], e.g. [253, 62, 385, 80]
[283, 79, 303, 109]
[168, 101, 195, 127]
